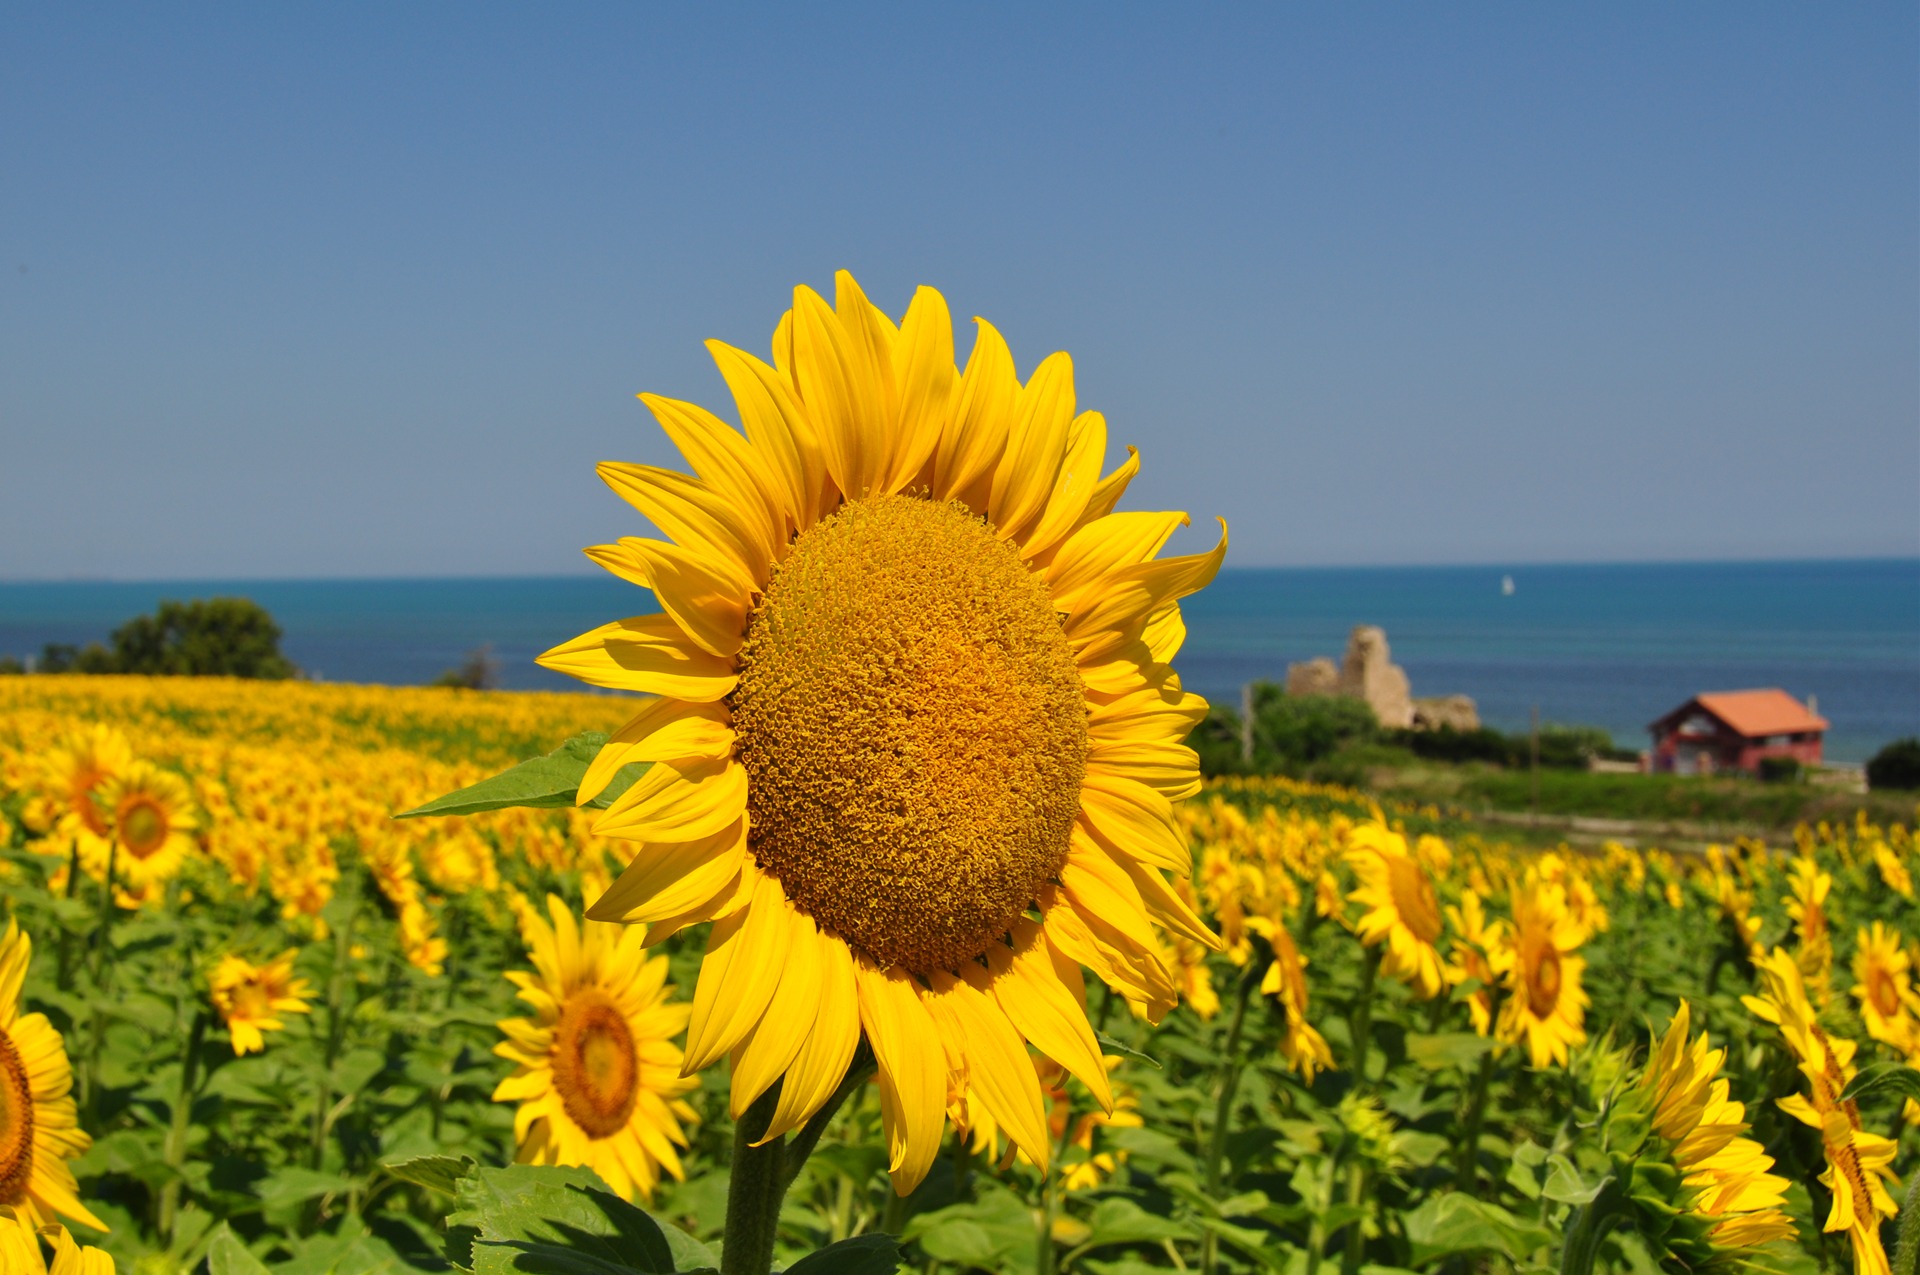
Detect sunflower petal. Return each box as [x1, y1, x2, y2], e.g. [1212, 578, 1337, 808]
[730, 904, 826, 1118]
[1077, 772, 1191, 874]
[929, 970, 1049, 1171]
[792, 284, 885, 502]
[597, 463, 762, 591]
[1047, 511, 1191, 612]
[589, 538, 748, 660]
[935, 318, 1016, 508]
[578, 699, 733, 804]
[1066, 520, 1228, 664]
[684, 871, 792, 1072]
[537, 614, 738, 701]
[1023, 410, 1108, 562]
[595, 757, 748, 844]
[636, 396, 783, 575]
[885, 286, 957, 492]
[764, 930, 862, 1140]
[984, 919, 1114, 1111]
[708, 339, 824, 532]
[989, 351, 1074, 541]
[585, 819, 748, 924]
[855, 960, 946, 1194]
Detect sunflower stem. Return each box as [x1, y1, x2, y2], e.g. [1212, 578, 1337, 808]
[1453, 1047, 1496, 1194]
[1557, 1173, 1630, 1275]
[1348, 944, 1381, 1089]
[158, 1007, 209, 1244]
[723, 1084, 787, 1275]
[1201, 956, 1267, 1275]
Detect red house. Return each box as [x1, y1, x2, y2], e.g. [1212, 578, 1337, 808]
[1648, 689, 1827, 776]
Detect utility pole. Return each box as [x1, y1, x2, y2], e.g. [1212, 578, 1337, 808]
[1529, 704, 1541, 817]
[1240, 682, 1255, 769]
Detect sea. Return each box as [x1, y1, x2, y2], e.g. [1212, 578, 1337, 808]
[1, 559, 1915, 763]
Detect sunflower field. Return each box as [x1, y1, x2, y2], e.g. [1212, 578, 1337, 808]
[1, 276, 1916, 1275]
[0, 674, 1913, 1275]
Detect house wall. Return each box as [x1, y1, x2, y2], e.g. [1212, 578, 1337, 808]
[1650, 722, 1824, 774]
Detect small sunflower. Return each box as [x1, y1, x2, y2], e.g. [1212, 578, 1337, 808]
[0, 923, 106, 1233]
[1495, 878, 1589, 1069]
[493, 896, 698, 1201]
[1784, 857, 1834, 1000]
[544, 272, 1226, 1192]
[208, 951, 314, 1055]
[37, 725, 130, 842]
[89, 761, 197, 905]
[1850, 922, 1919, 1048]
[1345, 823, 1445, 998]
[1742, 948, 1899, 1275]
[1444, 888, 1508, 1037]
[1256, 922, 1333, 1082]
[0, 1205, 114, 1275]
[1608, 1000, 1793, 1269]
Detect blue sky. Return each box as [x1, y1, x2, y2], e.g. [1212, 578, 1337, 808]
[2, 4, 1914, 578]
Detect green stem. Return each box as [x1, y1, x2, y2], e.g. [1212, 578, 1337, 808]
[1453, 1049, 1496, 1193]
[309, 901, 356, 1168]
[157, 1009, 209, 1243]
[1339, 1160, 1370, 1275]
[1349, 946, 1381, 1090]
[56, 836, 82, 989]
[1201, 958, 1267, 1275]
[1557, 1175, 1630, 1275]
[1893, 1167, 1920, 1275]
[93, 836, 119, 984]
[722, 1085, 787, 1275]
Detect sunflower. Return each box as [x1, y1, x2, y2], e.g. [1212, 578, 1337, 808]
[0, 1206, 114, 1275]
[1614, 1000, 1793, 1267]
[1344, 823, 1445, 998]
[1742, 948, 1899, 1275]
[1256, 921, 1333, 1082]
[1443, 889, 1508, 1037]
[208, 951, 314, 1055]
[493, 895, 698, 1201]
[88, 761, 197, 905]
[1495, 878, 1589, 1069]
[544, 272, 1226, 1192]
[0, 923, 105, 1233]
[1783, 857, 1834, 1000]
[1849, 922, 1919, 1049]
[37, 725, 130, 842]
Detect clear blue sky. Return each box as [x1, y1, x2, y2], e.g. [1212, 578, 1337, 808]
[3, 4, 1914, 579]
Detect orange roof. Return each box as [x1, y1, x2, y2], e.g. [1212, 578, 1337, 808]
[1694, 689, 1828, 737]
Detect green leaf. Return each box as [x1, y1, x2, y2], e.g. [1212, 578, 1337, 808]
[903, 1188, 1033, 1268]
[1405, 1032, 1498, 1072]
[1543, 1155, 1606, 1206]
[1081, 1197, 1193, 1249]
[384, 1153, 476, 1196]
[446, 1164, 677, 1274]
[784, 1234, 901, 1275]
[255, 1167, 355, 1209]
[206, 1225, 273, 1275]
[394, 732, 649, 819]
[1096, 1032, 1162, 1070]
[1839, 1061, 1920, 1107]
[1402, 1192, 1555, 1264]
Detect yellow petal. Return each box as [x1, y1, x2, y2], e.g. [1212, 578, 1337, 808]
[536, 615, 738, 701]
[1047, 511, 1190, 612]
[985, 919, 1113, 1111]
[1077, 773, 1191, 874]
[935, 318, 1016, 507]
[1086, 739, 1201, 802]
[577, 699, 733, 804]
[1067, 520, 1228, 665]
[595, 757, 748, 844]
[684, 871, 792, 1072]
[635, 396, 783, 575]
[764, 930, 862, 1139]
[885, 285, 956, 492]
[792, 284, 884, 502]
[588, 538, 748, 660]
[989, 351, 1075, 541]
[1022, 410, 1108, 562]
[597, 463, 761, 591]
[707, 339, 824, 532]
[730, 903, 826, 1118]
[929, 970, 1049, 1171]
[585, 819, 748, 924]
[855, 960, 946, 1194]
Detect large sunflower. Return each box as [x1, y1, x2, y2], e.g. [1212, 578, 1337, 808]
[1495, 878, 1589, 1069]
[493, 895, 698, 1201]
[0, 923, 105, 1233]
[543, 272, 1226, 1192]
[1850, 921, 1919, 1049]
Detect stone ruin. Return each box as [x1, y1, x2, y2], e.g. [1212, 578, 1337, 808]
[1285, 625, 1479, 732]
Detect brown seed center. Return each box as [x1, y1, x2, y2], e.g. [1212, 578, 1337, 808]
[731, 495, 1088, 974]
[552, 992, 638, 1139]
[0, 1027, 33, 1206]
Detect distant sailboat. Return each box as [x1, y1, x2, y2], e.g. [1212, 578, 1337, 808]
[1501, 574, 1516, 596]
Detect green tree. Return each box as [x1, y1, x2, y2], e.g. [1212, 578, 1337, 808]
[108, 597, 298, 678]
[1866, 738, 1920, 792]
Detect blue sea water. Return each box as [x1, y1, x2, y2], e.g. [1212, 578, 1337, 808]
[1, 559, 1914, 762]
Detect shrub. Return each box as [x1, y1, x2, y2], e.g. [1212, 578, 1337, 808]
[107, 598, 297, 678]
[1757, 755, 1803, 784]
[1867, 738, 1920, 792]
[434, 644, 502, 690]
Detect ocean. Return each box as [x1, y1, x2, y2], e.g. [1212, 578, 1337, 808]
[2, 559, 1914, 763]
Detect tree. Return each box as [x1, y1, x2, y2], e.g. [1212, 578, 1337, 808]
[1866, 738, 1920, 792]
[108, 598, 297, 678]
[433, 644, 502, 690]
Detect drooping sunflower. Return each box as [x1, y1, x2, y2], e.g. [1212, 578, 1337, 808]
[0, 923, 106, 1233]
[1611, 1000, 1793, 1268]
[1344, 823, 1446, 999]
[1742, 948, 1899, 1275]
[543, 273, 1226, 1191]
[87, 761, 198, 905]
[1256, 922, 1333, 1082]
[1850, 922, 1919, 1049]
[208, 951, 314, 1056]
[0, 1205, 114, 1275]
[1495, 878, 1589, 1069]
[493, 896, 698, 1201]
